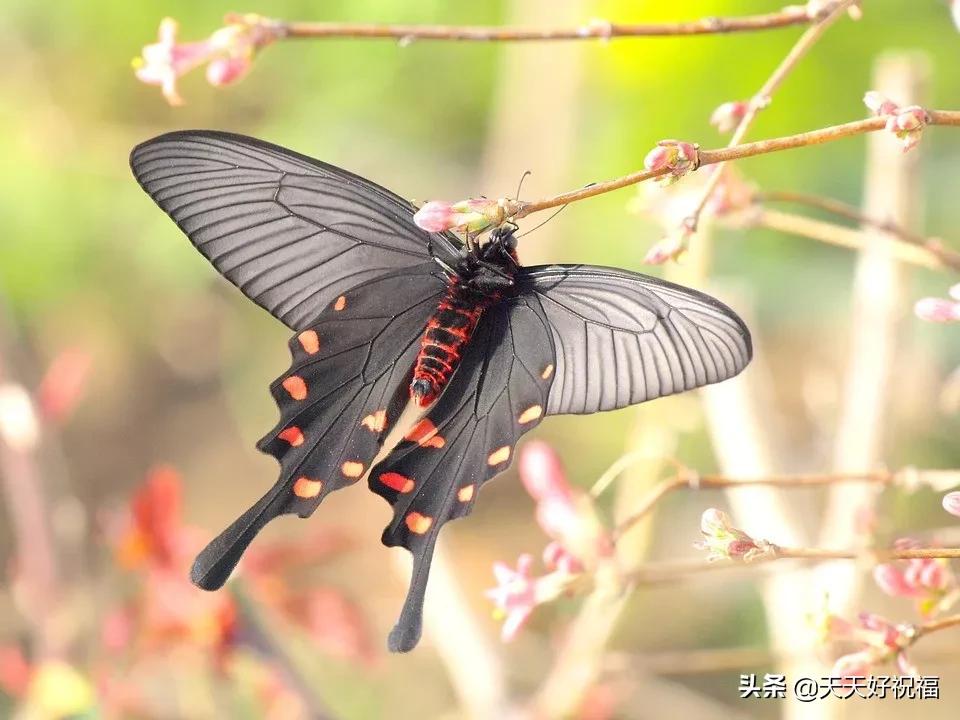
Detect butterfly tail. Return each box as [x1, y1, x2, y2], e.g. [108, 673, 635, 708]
[387, 532, 439, 653]
[190, 483, 289, 590]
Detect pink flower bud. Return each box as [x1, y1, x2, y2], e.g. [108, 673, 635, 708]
[543, 541, 584, 574]
[412, 198, 505, 234]
[831, 651, 873, 678]
[709, 101, 748, 133]
[943, 491, 960, 518]
[873, 563, 920, 597]
[914, 297, 960, 323]
[643, 140, 698, 186]
[519, 441, 572, 503]
[863, 91, 898, 117]
[37, 348, 92, 425]
[206, 56, 253, 86]
[695, 508, 761, 561]
[643, 228, 690, 265]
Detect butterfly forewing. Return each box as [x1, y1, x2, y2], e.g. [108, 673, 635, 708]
[130, 131, 461, 330]
[191, 265, 447, 590]
[527, 265, 752, 415]
[368, 293, 555, 652]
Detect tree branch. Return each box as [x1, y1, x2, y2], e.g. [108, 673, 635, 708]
[277, 5, 831, 43]
[682, 0, 860, 234]
[512, 112, 960, 218]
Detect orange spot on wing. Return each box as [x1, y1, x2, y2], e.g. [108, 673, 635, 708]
[341, 461, 365, 478]
[361, 410, 388, 433]
[541, 364, 554, 380]
[333, 295, 347, 311]
[404, 418, 445, 448]
[518, 405, 543, 424]
[278, 427, 304, 447]
[379, 472, 415, 493]
[405, 512, 433, 534]
[297, 330, 320, 354]
[293, 477, 322, 498]
[457, 484, 475, 502]
[281, 376, 308, 400]
[487, 446, 511, 466]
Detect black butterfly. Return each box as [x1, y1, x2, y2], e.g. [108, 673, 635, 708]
[130, 131, 752, 652]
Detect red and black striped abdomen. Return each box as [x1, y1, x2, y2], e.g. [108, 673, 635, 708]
[411, 280, 493, 407]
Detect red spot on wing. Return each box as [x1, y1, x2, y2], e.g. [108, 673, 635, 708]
[405, 418, 445, 448]
[334, 295, 347, 311]
[282, 376, 308, 400]
[341, 461, 365, 478]
[379, 472, 415, 494]
[297, 330, 320, 354]
[293, 477, 322, 498]
[360, 410, 388, 433]
[405, 512, 433, 534]
[457, 484, 475, 502]
[518, 405, 543, 424]
[278, 427, 305, 447]
[487, 446, 510, 466]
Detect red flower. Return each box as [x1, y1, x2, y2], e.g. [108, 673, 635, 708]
[115, 465, 186, 570]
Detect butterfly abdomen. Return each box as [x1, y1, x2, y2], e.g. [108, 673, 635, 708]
[411, 279, 492, 407]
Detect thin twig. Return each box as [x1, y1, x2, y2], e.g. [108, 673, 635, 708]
[613, 468, 897, 540]
[623, 546, 960, 585]
[682, 0, 860, 234]
[747, 208, 960, 272]
[513, 111, 960, 217]
[278, 5, 825, 43]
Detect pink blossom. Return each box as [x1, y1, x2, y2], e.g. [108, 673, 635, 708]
[643, 140, 698, 186]
[943, 491, 960, 518]
[133, 15, 278, 105]
[412, 198, 505, 234]
[485, 555, 537, 641]
[709, 101, 748, 133]
[914, 297, 960, 323]
[695, 508, 763, 561]
[873, 540, 957, 617]
[863, 91, 930, 152]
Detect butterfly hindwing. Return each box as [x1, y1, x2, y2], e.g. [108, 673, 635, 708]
[527, 265, 752, 415]
[191, 265, 447, 590]
[130, 131, 461, 330]
[369, 291, 555, 652]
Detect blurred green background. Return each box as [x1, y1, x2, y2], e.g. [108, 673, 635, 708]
[1, 1, 959, 718]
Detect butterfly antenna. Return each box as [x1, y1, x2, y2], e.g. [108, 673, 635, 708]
[514, 170, 532, 201]
[515, 204, 569, 240]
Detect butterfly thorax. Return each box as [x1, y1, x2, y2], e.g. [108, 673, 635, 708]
[411, 227, 520, 406]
